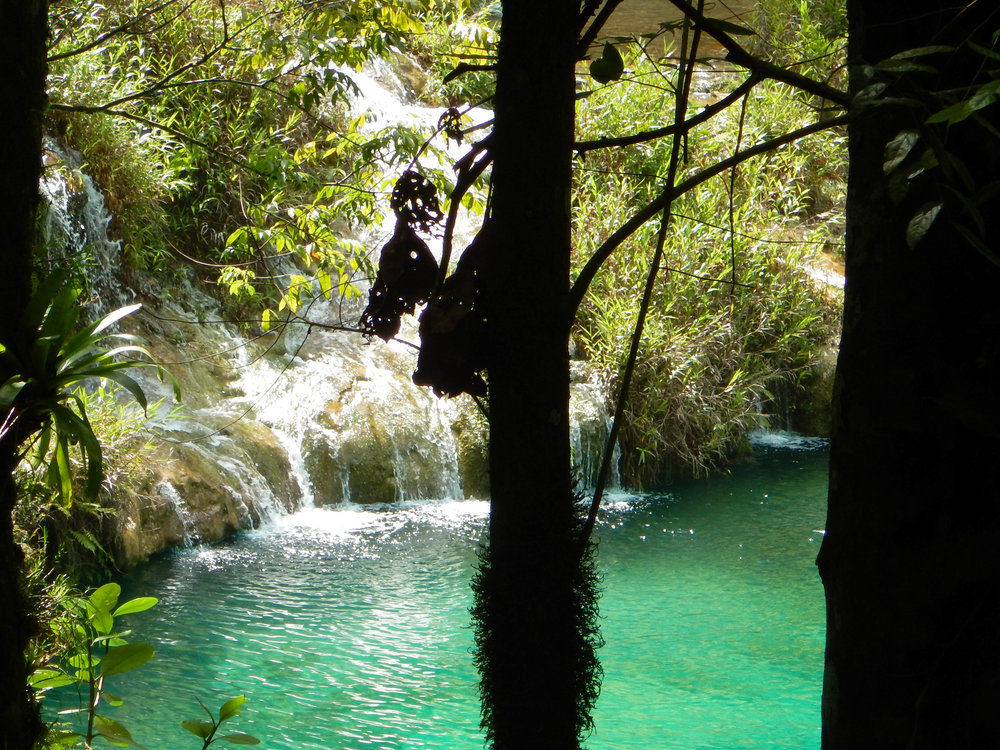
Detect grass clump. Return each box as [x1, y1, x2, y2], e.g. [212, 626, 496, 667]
[572, 24, 845, 485]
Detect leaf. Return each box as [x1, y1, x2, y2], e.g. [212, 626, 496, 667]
[113, 597, 158, 617]
[92, 303, 142, 335]
[181, 720, 215, 739]
[94, 715, 145, 749]
[29, 668, 76, 689]
[100, 643, 155, 677]
[883, 130, 920, 174]
[217, 733, 261, 745]
[956, 224, 1000, 268]
[886, 44, 953, 60]
[317, 269, 333, 300]
[219, 695, 248, 722]
[589, 43, 624, 84]
[89, 583, 121, 615]
[906, 201, 943, 248]
[103, 690, 124, 707]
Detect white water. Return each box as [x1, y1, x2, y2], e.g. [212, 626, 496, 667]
[36, 56, 620, 558]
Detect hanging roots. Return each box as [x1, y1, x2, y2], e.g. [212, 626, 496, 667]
[471, 509, 604, 749]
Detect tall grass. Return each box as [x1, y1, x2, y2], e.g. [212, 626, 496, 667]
[572, 21, 845, 484]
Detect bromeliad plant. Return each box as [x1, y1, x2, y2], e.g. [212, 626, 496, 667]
[0, 272, 177, 503]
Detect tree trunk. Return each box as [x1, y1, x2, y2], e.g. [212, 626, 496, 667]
[0, 0, 48, 747]
[819, 2, 1000, 747]
[472, 2, 600, 748]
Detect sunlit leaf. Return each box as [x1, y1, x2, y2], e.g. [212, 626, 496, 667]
[113, 597, 158, 617]
[182, 720, 215, 739]
[219, 695, 248, 722]
[100, 643, 155, 677]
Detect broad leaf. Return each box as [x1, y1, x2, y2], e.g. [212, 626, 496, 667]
[94, 714, 144, 749]
[590, 43, 624, 84]
[113, 597, 158, 617]
[181, 720, 215, 739]
[906, 201, 943, 248]
[219, 695, 248, 722]
[100, 643, 155, 677]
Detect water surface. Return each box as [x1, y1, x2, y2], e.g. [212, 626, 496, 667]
[55, 435, 827, 749]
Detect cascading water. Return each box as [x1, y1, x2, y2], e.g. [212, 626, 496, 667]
[40, 137, 130, 312]
[36, 55, 621, 565]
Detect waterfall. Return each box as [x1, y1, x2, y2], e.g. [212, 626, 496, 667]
[36, 56, 621, 565]
[39, 137, 130, 312]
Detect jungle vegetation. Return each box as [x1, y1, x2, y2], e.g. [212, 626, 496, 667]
[3, 0, 998, 748]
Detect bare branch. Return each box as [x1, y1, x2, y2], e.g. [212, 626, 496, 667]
[575, 73, 761, 153]
[47, 0, 187, 62]
[665, 0, 850, 106]
[578, 0, 627, 56]
[568, 112, 850, 317]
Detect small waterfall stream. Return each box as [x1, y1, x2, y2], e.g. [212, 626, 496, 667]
[38, 56, 620, 564]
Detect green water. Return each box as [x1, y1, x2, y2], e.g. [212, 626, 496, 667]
[55, 436, 828, 749]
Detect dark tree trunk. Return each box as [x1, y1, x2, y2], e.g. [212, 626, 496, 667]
[0, 1, 48, 748]
[472, 2, 599, 748]
[819, 2, 1000, 748]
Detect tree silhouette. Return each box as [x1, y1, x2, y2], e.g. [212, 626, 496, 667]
[819, 2, 1000, 747]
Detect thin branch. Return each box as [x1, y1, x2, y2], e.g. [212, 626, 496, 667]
[575, 72, 761, 153]
[579, 0, 704, 549]
[443, 62, 496, 83]
[568, 112, 850, 317]
[438, 136, 493, 287]
[665, 0, 850, 106]
[47, 0, 185, 62]
[578, 0, 627, 56]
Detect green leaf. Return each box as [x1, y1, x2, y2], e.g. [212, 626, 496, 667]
[103, 690, 124, 707]
[589, 43, 624, 84]
[29, 668, 76, 689]
[100, 643, 155, 677]
[68, 653, 97, 670]
[113, 597, 158, 617]
[219, 695, 248, 722]
[181, 720, 215, 739]
[89, 583, 121, 616]
[217, 733, 261, 745]
[317, 269, 333, 300]
[94, 714, 144, 749]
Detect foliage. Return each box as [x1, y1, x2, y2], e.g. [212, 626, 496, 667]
[571, 30, 844, 484]
[14, 385, 161, 575]
[858, 27, 1000, 264]
[471, 530, 603, 747]
[30, 582, 158, 749]
[0, 273, 172, 504]
[46, 0, 433, 315]
[29, 581, 259, 749]
[181, 696, 260, 748]
[750, 0, 847, 85]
